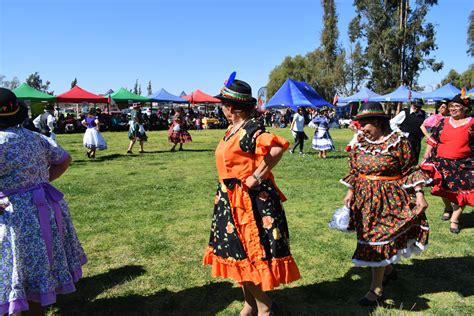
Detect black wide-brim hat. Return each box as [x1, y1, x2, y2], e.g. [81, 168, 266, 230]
[450, 93, 472, 110]
[353, 101, 390, 121]
[0, 88, 28, 127]
[215, 73, 257, 107]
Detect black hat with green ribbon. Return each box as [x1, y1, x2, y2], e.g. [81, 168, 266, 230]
[354, 101, 389, 121]
[215, 72, 257, 107]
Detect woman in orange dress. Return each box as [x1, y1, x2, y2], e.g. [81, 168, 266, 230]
[203, 75, 300, 315]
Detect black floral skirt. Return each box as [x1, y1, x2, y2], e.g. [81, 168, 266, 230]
[421, 156, 474, 206]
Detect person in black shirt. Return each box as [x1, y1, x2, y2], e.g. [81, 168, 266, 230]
[390, 99, 426, 162]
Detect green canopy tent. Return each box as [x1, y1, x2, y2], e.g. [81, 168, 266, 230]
[13, 83, 57, 117]
[109, 88, 150, 109]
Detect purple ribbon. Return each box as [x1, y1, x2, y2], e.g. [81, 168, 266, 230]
[0, 182, 64, 265]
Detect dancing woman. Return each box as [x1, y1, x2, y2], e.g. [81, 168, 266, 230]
[82, 109, 107, 158]
[341, 102, 430, 306]
[203, 75, 300, 315]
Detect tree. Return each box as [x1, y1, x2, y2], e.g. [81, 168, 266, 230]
[71, 77, 78, 88]
[147, 81, 153, 96]
[350, 0, 442, 93]
[26, 72, 52, 94]
[440, 65, 474, 88]
[267, 55, 308, 97]
[0, 74, 20, 90]
[133, 79, 139, 95]
[468, 11, 474, 57]
[347, 15, 368, 93]
[267, 0, 346, 101]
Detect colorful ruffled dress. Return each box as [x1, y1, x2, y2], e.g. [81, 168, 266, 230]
[311, 115, 335, 151]
[203, 118, 300, 291]
[421, 117, 474, 206]
[128, 110, 147, 141]
[340, 131, 430, 267]
[168, 120, 192, 144]
[83, 116, 107, 150]
[0, 127, 87, 315]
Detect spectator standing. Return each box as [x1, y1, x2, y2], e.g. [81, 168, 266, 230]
[390, 99, 426, 162]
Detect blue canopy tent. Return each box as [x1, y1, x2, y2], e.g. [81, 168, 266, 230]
[338, 87, 382, 104]
[422, 83, 460, 101]
[149, 88, 188, 103]
[371, 85, 423, 102]
[266, 78, 330, 110]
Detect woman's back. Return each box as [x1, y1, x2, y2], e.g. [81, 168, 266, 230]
[0, 127, 63, 190]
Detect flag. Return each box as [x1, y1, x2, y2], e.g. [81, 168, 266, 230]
[333, 94, 339, 105]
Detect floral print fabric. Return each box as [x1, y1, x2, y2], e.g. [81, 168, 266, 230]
[0, 127, 86, 315]
[341, 131, 430, 267]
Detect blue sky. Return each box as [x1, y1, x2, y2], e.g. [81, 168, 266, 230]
[0, 0, 472, 96]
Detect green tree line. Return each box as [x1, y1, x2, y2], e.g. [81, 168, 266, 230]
[267, 1, 473, 101]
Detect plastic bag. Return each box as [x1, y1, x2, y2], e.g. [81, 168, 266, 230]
[328, 206, 350, 231]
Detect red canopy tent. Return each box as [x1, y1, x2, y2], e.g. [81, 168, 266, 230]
[57, 86, 108, 103]
[182, 90, 221, 104]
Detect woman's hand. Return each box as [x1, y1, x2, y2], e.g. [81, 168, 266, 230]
[415, 192, 428, 215]
[343, 189, 354, 208]
[245, 175, 259, 189]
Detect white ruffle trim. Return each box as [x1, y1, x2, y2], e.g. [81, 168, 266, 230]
[339, 179, 353, 189]
[352, 239, 427, 267]
[356, 131, 405, 155]
[402, 178, 433, 189]
[362, 130, 398, 144]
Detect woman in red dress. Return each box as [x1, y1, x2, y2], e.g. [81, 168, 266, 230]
[203, 75, 299, 315]
[341, 102, 430, 306]
[421, 94, 473, 233]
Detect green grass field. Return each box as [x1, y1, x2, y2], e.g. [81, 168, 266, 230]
[48, 127, 473, 315]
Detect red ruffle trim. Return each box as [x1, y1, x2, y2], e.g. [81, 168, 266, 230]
[421, 162, 474, 206]
[203, 247, 300, 291]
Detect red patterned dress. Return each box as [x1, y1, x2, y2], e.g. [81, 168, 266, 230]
[341, 131, 430, 266]
[421, 117, 474, 206]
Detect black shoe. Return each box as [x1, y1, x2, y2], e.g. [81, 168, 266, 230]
[441, 210, 452, 221]
[358, 289, 384, 306]
[450, 221, 460, 234]
[382, 267, 398, 286]
[127, 150, 133, 154]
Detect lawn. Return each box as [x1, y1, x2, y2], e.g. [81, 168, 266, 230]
[48, 127, 473, 315]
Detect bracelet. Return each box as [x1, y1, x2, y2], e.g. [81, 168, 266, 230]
[252, 173, 263, 184]
[415, 189, 424, 195]
[426, 136, 438, 147]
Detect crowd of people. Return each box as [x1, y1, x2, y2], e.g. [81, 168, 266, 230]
[0, 78, 472, 315]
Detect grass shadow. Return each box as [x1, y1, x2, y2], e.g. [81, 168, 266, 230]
[271, 256, 474, 313]
[54, 265, 146, 313]
[52, 256, 473, 315]
[55, 280, 240, 315]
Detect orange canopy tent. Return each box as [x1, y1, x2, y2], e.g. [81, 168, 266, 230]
[57, 86, 108, 103]
[182, 89, 221, 104]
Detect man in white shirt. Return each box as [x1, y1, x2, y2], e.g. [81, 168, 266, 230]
[289, 106, 307, 155]
[390, 99, 426, 161]
[33, 103, 56, 140]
